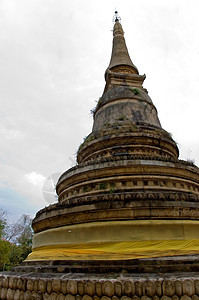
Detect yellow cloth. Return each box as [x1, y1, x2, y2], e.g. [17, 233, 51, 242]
[27, 239, 199, 261]
[27, 220, 199, 261]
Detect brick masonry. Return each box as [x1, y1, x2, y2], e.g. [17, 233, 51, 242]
[1, 273, 199, 300]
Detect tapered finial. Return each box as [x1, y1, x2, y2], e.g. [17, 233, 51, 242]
[106, 12, 139, 78]
[113, 10, 121, 23]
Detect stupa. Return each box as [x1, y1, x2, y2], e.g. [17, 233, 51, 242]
[1, 12, 199, 300]
[27, 12, 199, 266]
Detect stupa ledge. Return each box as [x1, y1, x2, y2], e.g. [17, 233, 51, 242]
[104, 69, 146, 91]
[105, 69, 145, 80]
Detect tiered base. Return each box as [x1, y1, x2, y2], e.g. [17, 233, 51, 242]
[13, 255, 199, 274]
[2, 256, 199, 299]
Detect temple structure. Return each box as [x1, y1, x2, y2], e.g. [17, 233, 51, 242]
[28, 13, 199, 264]
[1, 13, 199, 300]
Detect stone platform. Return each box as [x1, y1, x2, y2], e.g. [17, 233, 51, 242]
[1, 256, 199, 299]
[1, 270, 199, 299]
[13, 255, 199, 274]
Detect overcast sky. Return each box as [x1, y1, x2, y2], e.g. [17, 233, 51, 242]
[0, 0, 199, 221]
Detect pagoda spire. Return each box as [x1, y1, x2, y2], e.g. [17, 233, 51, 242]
[107, 12, 139, 74]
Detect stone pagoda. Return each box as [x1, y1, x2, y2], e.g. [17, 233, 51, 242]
[1, 13, 199, 300]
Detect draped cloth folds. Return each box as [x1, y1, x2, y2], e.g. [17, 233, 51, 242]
[27, 220, 199, 261]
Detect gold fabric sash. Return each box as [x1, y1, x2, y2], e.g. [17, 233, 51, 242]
[27, 220, 199, 261]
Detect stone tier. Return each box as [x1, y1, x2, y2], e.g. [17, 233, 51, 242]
[94, 86, 152, 117]
[11, 255, 199, 274]
[57, 158, 199, 205]
[2, 264, 199, 299]
[92, 84, 161, 130]
[31, 158, 199, 234]
[77, 127, 178, 163]
[77, 83, 177, 164]
[104, 70, 145, 94]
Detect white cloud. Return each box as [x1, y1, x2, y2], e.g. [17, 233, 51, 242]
[0, 125, 24, 141]
[25, 172, 46, 187]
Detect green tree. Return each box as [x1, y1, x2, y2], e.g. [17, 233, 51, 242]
[0, 212, 33, 270]
[0, 209, 10, 270]
[0, 240, 10, 271]
[8, 244, 23, 269]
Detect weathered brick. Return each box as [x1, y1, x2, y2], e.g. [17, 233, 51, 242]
[52, 279, 61, 293]
[1, 287, 7, 299]
[34, 279, 39, 293]
[141, 296, 152, 300]
[57, 294, 65, 300]
[85, 281, 95, 296]
[175, 281, 183, 297]
[96, 282, 102, 297]
[49, 292, 58, 300]
[13, 278, 18, 290]
[143, 281, 155, 297]
[101, 296, 111, 300]
[102, 281, 114, 297]
[67, 280, 77, 295]
[163, 281, 175, 297]
[47, 281, 52, 294]
[27, 279, 34, 292]
[7, 288, 14, 300]
[65, 295, 76, 300]
[121, 296, 131, 300]
[112, 296, 119, 300]
[38, 279, 47, 293]
[161, 296, 171, 300]
[19, 290, 24, 300]
[3, 277, 9, 288]
[114, 281, 122, 297]
[78, 281, 84, 296]
[155, 282, 162, 297]
[8, 277, 14, 289]
[24, 290, 32, 300]
[82, 295, 92, 300]
[135, 281, 143, 297]
[195, 281, 199, 296]
[172, 296, 179, 300]
[132, 296, 141, 300]
[32, 291, 43, 300]
[180, 296, 192, 300]
[183, 280, 195, 297]
[61, 280, 68, 295]
[43, 292, 50, 300]
[124, 281, 135, 296]
[14, 289, 21, 300]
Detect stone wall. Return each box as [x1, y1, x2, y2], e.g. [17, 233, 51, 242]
[1, 273, 199, 300]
